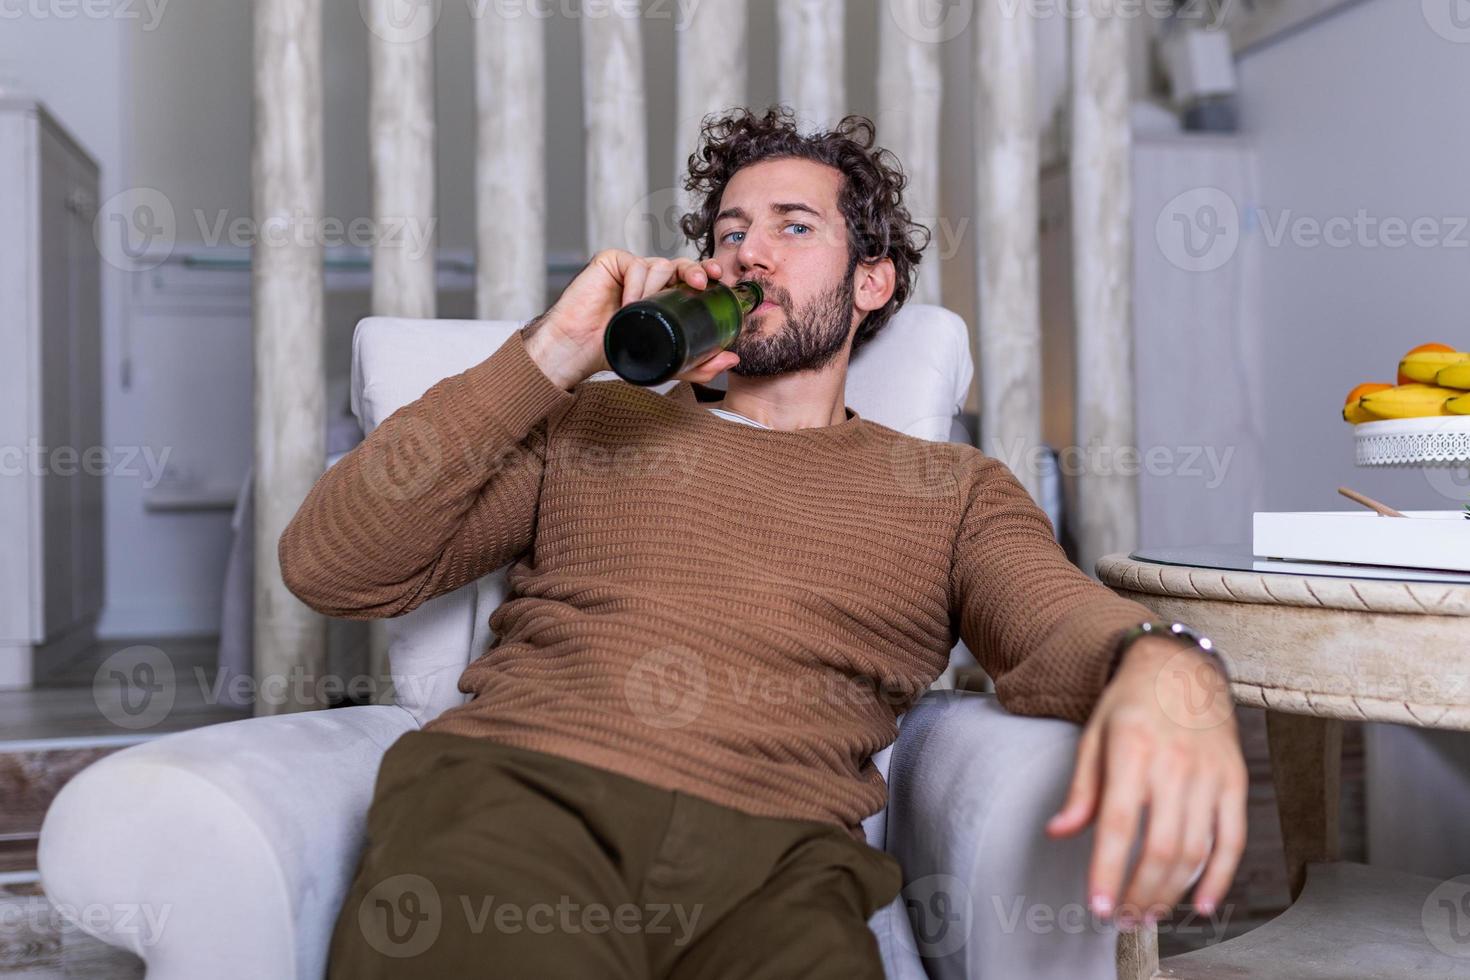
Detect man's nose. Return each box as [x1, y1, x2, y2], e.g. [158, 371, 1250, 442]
[734, 233, 774, 276]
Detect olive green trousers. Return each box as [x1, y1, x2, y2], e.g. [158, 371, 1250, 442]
[327, 731, 904, 979]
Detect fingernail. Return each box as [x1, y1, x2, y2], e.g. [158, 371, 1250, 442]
[1197, 898, 1215, 916]
[1091, 894, 1112, 917]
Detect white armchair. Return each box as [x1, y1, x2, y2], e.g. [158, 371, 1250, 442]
[39, 305, 1123, 978]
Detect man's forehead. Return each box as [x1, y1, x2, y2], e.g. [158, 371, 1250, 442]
[717, 159, 841, 220]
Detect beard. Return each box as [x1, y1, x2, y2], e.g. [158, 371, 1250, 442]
[728, 263, 856, 377]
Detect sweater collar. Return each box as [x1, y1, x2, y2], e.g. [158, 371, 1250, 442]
[667, 380, 862, 429]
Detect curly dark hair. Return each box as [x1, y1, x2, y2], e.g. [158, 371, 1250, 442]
[679, 105, 931, 355]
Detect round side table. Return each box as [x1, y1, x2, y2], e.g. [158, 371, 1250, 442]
[1098, 547, 1470, 978]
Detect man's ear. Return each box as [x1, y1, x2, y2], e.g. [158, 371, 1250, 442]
[854, 256, 897, 314]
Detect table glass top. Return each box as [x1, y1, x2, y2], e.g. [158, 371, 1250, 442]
[1129, 543, 1470, 585]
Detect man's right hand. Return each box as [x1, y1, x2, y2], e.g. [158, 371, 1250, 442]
[523, 249, 740, 391]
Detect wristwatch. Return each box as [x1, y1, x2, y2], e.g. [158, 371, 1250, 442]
[1106, 619, 1228, 683]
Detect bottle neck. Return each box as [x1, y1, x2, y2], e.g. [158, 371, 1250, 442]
[731, 280, 763, 315]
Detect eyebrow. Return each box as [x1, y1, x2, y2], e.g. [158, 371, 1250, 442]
[714, 202, 825, 225]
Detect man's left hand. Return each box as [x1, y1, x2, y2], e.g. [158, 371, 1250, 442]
[1043, 637, 1248, 929]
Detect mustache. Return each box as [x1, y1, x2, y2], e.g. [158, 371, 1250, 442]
[748, 280, 790, 309]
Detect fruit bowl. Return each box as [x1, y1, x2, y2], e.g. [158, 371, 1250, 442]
[1354, 416, 1470, 466]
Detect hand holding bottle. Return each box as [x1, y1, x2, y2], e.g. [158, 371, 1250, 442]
[524, 249, 739, 390]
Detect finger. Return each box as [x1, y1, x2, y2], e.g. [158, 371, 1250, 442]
[1047, 727, 1102, 837]
[621, 260, 649, 307]
[1119, 762, 1186, 924]
[642, 258, 676, 299]
[1191, 765, 1247, 915]
[702, 258, 723, 280]
[681, 351, 739, 383]
[672, 257, 708, 289]
[1160, 774, 1218, 914]
[1088, 728, 1149, 920]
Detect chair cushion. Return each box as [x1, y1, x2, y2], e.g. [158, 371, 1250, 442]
[350, 303, 974, 723]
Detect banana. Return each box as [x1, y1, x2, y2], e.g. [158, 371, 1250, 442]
[1437, 361, 1470, 390]
[1358, 384, 1459, 419]
[1448, 393, 1470, 415]
[1343, 402, 1382, 424]
[1399, 352, 1470, 384]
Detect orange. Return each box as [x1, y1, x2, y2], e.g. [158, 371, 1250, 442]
[1343, 382, 1393, 424]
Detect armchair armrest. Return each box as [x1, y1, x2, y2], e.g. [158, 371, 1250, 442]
[884, 690, 1119, 980]
[38, 704, 417, 980]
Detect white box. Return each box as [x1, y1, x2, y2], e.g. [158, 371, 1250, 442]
[1252, 511, 1470, 572]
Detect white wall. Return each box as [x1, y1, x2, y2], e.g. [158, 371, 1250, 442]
[1237, 0, 1470, 514]
[1236, 0, 1470, 880]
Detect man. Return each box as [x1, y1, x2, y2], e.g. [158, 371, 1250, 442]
[281, 105, 1246, 978]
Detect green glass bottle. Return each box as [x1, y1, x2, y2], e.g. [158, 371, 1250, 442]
[603, 279, 764, 386]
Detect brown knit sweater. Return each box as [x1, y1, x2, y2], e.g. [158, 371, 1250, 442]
[279, 327, 1155, 840]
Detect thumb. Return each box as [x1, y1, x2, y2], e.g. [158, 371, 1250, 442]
[1047, 730, 1101, 837]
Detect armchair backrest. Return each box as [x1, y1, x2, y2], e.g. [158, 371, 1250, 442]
[350, 304, 976, 726]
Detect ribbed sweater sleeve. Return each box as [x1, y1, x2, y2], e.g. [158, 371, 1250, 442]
[948, 449, 1156, 724]
[278, 327, 576, 620]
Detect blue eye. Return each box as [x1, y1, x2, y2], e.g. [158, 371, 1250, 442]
[787, 223, 810, 235]
[720, 230, 745, 245]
